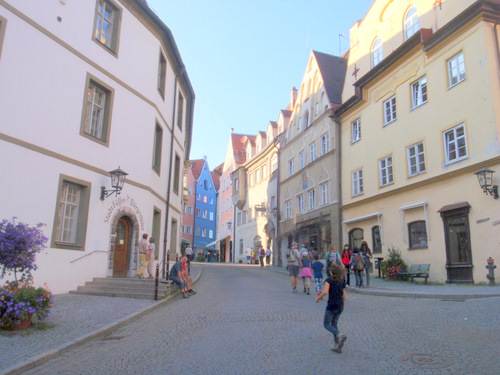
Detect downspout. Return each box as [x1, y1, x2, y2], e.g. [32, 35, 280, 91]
[162, 68, 182, 278]
[273, 138, 282, 267]
[331, 112, 343, 249]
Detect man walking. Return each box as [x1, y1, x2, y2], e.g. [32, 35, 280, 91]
[136, 233, 149, 279]
[259, 246, 266, 267]
[265, 247, 271, 267]
[286, 242, 302, 293]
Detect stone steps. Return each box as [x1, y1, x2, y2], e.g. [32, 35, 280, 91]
[69, 277, 177, 300]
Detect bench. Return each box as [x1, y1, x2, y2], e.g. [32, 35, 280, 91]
[399, 264, 430, 284]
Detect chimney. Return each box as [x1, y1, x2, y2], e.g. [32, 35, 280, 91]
[290, 87, 298, 108]
[231, 128, 234, 133]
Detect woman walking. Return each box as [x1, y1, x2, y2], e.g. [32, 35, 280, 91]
[360, 241, 372, 287]
[341, 244, 352, 286]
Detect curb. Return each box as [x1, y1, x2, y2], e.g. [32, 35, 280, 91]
[0, 268, 204, 375]
[346, 286, 500, 300]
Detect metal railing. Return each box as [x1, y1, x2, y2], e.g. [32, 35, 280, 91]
[70, 250, 108, 263]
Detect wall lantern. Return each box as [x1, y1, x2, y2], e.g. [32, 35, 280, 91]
[474, 167, 499, 199]
[100, 167, 128, 200]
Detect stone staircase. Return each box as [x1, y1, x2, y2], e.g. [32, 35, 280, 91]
[69, 277, 177, 300]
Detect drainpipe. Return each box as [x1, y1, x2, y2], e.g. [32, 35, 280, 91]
[162, 68, 183, 278]
[273, 138, 282, 267]
[331, 111, 343, 249]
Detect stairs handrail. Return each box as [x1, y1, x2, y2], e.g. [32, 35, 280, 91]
[70, 250, 108, 263]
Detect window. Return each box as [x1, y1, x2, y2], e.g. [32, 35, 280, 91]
[299, 151, 306, 169]
[404, 6, 419, 40]
[203, 196, 207, 203]
[196, 208, 201, 217]
[188, 186, 192, 194]
[297, 195, 304, 214]
[52, 176, 90, 249]
[0, 16, 6, 61]
[271, 156, 278, 172]
[320, 183, 329, 205]
[447, 52, 466, 87]
[262, 164, 267, 179]
[309, 142, 317, 163]
[285, 200, 292, 219]
[173, 154, 180, 194]
[81, 77, 113, 145]
[195, 227, 201, 236]
[444, 124, 467, 164]
[237, 212, 241, 225]
[352, 169, 363, 197]
[239, 239, 244, 255]
[348, 228, 364, 250]
[407, 142, 426, 177]
[308, 189, 315, 210]
[351, 118, 361, 143]
[288, 159, 295, 177]
[177, 92, 184, 130]
[202, 228, 207, 238]
[152, 123, 163, 173]
[234, 177, 239, 192]
[411, 76, 427, 108]
[93, 0, 121, 53]
[242, 211, 248, 224]
[185, 225, 192, 235]
[372, 226, 382, 253]
[209, 212, 214, 221]
[315, 102, 319, 115]
[248, 173, 253, 187]
[187, 206, 193, 215]
[157, 51, 167, 98]
[321, 134, 329, 156]
[379, 155, 393, 187]
[209, 230, 214, 239]
[210, 197, 214, 205]
[197, 194, 201, 201]
[204, 180, 208, 189]
[271, 195, 276, 209]
[383, 96, 396, 125]
[203, 210, 208, 219]
[255, 169, 259, 184]
[371, 38, 383, 67]
[408, 221, 428, 249]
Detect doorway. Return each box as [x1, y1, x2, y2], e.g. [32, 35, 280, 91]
[113, 216, 132, 277]
[439, 203, 473, 283]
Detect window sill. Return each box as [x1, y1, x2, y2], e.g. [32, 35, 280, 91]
[408, 246, 428, 250]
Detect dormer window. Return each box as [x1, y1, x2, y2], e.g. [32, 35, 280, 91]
[371, 38, 383, 67]
[404, 6, 419, 40]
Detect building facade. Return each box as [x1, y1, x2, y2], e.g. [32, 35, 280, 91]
[337, 0, 500, 283]
[181, 161, 195, 249]
[0, 0, 194, 293]
[278, 51, 346, 260]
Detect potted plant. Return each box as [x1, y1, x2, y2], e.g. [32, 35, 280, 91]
[380, 246, 408, 280]
[0, 217, 53, 330]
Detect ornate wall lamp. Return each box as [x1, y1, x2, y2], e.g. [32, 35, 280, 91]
[100, 167, 128, 200]
[474, 167, 499, 199]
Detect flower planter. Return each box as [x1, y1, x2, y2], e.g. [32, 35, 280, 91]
[1, 313, 33, 331]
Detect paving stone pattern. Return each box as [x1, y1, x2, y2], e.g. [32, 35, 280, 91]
[15, 266, 500, 375]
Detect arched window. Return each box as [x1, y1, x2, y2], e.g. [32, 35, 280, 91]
[404, 6, 419, 40]
[372, 226, 382, 253]
[371, 38, 383, 67]
[408, 220, 427, 249]
[204, 180, 208, 189]
[348, 228, 364, 250]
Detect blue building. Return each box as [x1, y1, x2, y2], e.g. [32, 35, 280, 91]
[191, 158, 218, 261]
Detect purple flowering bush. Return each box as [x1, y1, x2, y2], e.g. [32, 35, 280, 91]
[0, 217, 53, 328]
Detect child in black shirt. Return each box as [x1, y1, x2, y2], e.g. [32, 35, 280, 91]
[315, 263, 347, 353]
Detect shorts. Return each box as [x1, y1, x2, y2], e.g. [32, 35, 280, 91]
[170, 275, 187, 289]
[288, 265, 300, 277]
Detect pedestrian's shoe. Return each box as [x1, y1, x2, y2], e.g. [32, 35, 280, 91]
[331, 333, 347, 353]
[307, 288, 310, 295]
[182, 293, 190, 298]
[293, 288, 298, 293]
[188, 290, 197, 295]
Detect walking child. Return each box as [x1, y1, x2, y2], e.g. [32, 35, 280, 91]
[300, 251, 312, 295]
[311, 254, 324, 295]
[315, 263, 347, 353]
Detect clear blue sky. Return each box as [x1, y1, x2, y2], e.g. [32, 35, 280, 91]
[147, 0, 375, 168]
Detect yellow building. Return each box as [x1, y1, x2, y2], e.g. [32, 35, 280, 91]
[336, 0, 500, 283]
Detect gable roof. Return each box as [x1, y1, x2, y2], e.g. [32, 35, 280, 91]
[313, 50, 347, 105]
[190, 159, 204, 179]
[211, 171, 220, 191]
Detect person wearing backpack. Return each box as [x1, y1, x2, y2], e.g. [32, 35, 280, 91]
[350, 247, 365, 288]
[259, 246, 266, 267]
[341, 244, 352, 286]
[360, 241, 373, 287]
[286, 242, 302, 293]
[325, 245, 341, 278]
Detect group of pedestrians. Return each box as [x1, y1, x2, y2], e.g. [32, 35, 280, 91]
[136, 233, 157, 279]
[286, 240, 373, 354]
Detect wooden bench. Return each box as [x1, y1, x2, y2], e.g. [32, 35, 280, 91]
[399, 264, 430, 284]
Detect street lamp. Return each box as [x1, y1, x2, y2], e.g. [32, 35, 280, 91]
[100, 167, 128, 200]
[474, 167, 499, 199]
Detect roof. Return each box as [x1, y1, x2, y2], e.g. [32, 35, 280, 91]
[190, 159, 204, 179]
[211, 171, 220, 191]
[312, 50, 347, 105]
[269, 121, 278, 129]
[231, 133, 253, 164]
[281, 110, 292, 117]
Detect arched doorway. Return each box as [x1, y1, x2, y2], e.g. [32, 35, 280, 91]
[113, 216, 132, 277]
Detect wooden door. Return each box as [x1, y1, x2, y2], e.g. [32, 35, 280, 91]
[113, 217, 130, 277]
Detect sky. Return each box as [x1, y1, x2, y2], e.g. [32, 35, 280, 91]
[146, 0, 375, 168]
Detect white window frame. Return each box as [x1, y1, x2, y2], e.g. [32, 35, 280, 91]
[320, 183, 329, 205]
[352, 169, 363, 197]
[447, 51, 466, 88]
[411, 76, 427, 109]
[379, 155, 394, 187]
[209, 212, 214, 221]
[94, 0, 121, 53]
[320, 133, 329, 156]
[308, 189, 315, 210]
[299, 151, 306, 169]
[444, 123, 468, 164]
[288, 159, 295, 177]
[371, 38, 383, 67]
[209, 230, 214, 239]
[404, 6, 419, 41]
[351, 118, 361, 143]
[383, 95, 397, 125]
[285, 200, 292, 219]
[407, 142, 426, 177]
[297, 195, 304, 214]
[309, 142, 317, 163]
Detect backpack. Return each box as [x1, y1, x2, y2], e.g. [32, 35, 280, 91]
[286, 248, 296, 262]
[260, 248, 265, 256]
[353, 254, 365, 271]
[329, 252, 341, 265]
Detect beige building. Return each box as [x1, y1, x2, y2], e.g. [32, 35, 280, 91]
[336, 0, 500, 283]
[278, 51, 347, 259]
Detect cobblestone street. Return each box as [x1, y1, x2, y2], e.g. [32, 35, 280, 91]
[22, 265, 500, 375]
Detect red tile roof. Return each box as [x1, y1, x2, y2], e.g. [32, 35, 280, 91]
[190, 159, 204, 179]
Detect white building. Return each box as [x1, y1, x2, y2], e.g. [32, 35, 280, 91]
[0, 0, 194, 293]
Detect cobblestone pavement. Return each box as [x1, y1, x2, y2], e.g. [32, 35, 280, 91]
[15, 264, 500, 375]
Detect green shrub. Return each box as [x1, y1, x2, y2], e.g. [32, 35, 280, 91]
[196, 253, 206, 262]
[380, 246, 408, 279]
